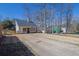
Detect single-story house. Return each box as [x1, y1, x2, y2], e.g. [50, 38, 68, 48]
[15, 20, 37, 33]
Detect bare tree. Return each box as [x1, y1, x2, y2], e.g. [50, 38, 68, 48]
[24, 4, 31, 22]
[34, 4, 48, 33]
[23, 3, 73, 33]
[49, 4, 56, 33]
[59, 4, 64, 28]
[41, 4, 48, 33]
[65, 4, 73, 33]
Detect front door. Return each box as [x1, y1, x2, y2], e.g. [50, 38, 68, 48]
[27, 28, 30, 33]
[23, 28, 30, 33]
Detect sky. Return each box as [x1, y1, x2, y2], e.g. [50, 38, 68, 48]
[0, 3, 79, 21]
[0, 3, 24, 20]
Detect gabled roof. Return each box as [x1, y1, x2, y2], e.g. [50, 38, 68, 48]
[16, 20, 36, 27]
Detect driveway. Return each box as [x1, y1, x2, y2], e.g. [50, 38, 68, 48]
[16, 33, 79, 56]
[0, 36, 34, 56]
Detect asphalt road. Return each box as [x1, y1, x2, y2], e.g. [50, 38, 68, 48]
[0, 36, 34, 56]
[16, 33, 79, 56]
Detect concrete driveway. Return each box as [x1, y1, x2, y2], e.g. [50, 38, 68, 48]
[15, 33, 79, 56]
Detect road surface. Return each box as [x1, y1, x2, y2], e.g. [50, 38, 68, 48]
[15, 33, 79, 56]
[0, 36, 34, 56]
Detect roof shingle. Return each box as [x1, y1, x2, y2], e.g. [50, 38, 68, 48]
[16, 20, 36, 27]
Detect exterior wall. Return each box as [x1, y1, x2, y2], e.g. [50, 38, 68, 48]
[19, 27, 23, 33]
[19, 26, 30, 33]
[19, 26, 37, 33]
[30, 27, 37, 33]
[15, 21, 20, 33]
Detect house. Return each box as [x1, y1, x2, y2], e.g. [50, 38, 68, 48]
[15, 20, 37, 33]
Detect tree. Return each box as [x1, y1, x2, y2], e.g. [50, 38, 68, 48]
[1, 18, 15, 30]
[35, 4, 56, 33]
[23, 3, 73, 33]
[65, 4, 73, 33]
[24, 4, 31, 22]
[34, 4, 48, 33]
